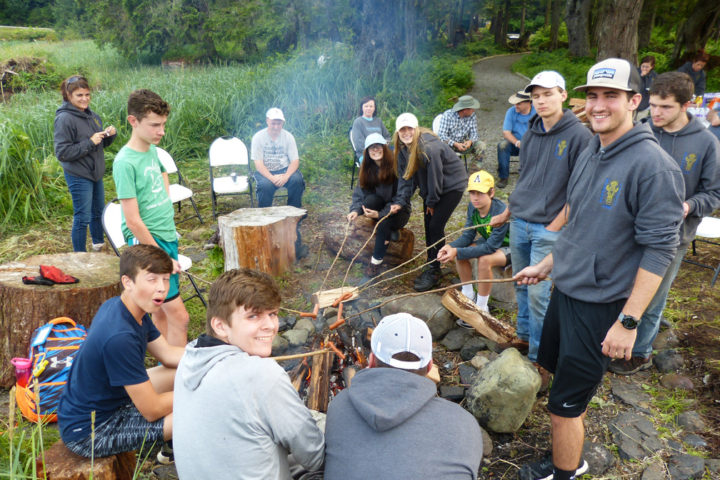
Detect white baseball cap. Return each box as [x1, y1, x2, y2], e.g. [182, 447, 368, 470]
[371, 313, 432, 370]
[395, 112, 419, 132]
[364, 132, 387, 150]
[266, 107, 285, 121]
[574, 58, 642, 93]
[524, 70, 566, 93]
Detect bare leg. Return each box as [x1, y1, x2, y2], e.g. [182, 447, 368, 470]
[153, 297, 189, 346]
[551, 412, 585, 470]
[147, 366, 176, 441]
[476, 250, 508, 296]
[455, 258, 473, 283]
[162, 413, 173, 440]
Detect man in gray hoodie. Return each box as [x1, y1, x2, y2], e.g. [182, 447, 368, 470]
[173, 269, 324, 480]
[324, 313, 482, 480]
[515, 59, 685, 480]
[609, 71, 720, 375]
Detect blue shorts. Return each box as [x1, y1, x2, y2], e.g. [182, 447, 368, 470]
[127, 236, 180, 301]
[64, 403, 164, 458]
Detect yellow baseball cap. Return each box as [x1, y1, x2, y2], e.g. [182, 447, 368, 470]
[467, 170, 494, 193]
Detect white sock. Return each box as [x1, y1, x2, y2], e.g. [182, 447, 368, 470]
[461, 285, 475, 301]
[475, 294, 489, 311]
[371, 257, 383, 265]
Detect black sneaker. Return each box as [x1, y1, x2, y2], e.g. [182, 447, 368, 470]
[608, 356, 652, 376]
[413, 267, 441, 292]
[518, 454, 588, 480]
[295, 243, 309, 261]
[496, 178, 508, 189]
[156, 441, 174, 465]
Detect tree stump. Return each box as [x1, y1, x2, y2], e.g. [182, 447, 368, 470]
[323, 215, 415, 265]
[218, 206, 307, 276]
[0, 253, 121, 387]
[37, 440, 136, 480]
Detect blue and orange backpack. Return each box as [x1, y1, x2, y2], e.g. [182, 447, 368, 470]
[15, 317, 87, 423]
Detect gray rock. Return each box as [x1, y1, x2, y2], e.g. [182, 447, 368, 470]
[706, 459, 720, 475]
[283, 315, 298, 328]
[439, 385, 465, 402]
[653, 328, 680, 350]
[682, 433, 707, 449]
[676, 411, 706, 433]
[654, 349, 684, 373]
[609, 411, 663, 460]
[667, 453, 705, 479]
[660, 374, 694, 390]
[323, 306, 338, 318]
[458, 363, 479, 385]
[379, 293, 455, 339]
[610, 377, 653, 412]
[183, 246, 207, 263]
[582, 440, 614, 475]
[271, 335, 289, 355]
[282, 328, 309, 346]
[460, 336, 489, 360]
[295, 317, 316, 334]
[640, 462, 667, 480]
[465, 348, 540, 433]
[471, 351, 498, 370]
[441, 328, 473, 351]
[480, 426, 493, 457]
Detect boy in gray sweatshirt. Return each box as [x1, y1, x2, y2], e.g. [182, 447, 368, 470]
[609, 71, 720, 375]
[515, 59, 685, 480]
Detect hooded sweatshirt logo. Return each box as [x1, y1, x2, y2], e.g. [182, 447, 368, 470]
[683, 153, 698, 174]
[601, 179, 621, 209]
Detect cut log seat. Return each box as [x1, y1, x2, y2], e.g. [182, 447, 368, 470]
[37, 440, 136, 480]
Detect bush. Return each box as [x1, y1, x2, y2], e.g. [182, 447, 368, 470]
[527, 23, 568, 51]
[512, 49, 594, 98]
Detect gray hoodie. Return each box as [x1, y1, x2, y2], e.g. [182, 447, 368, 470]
[173, 336, 324, 480]
[509, 109, 592, 224]
[54, 101, 116, 182]
[649, 114, 720, 246]
[552, 122, 685, 303]
[324, 367, 482, 480]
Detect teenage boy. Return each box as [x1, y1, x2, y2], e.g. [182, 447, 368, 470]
[496, 90, 535, 188]
[112, 89, 189, 347]
[515, 58, 684, 480]
[491, 71, 592, 367]
[609, 72, 720, 375]
[437, 170, 510, 317]
[677, 51, 709, 97]
[437, 95, 484, 162]
[324, 313, 482, 480]
[251, 107, 308, 259]
[58, 244, 184, 457]
[173, 268, 324, 480]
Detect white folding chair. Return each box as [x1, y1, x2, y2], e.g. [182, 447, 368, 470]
[101, 199, 207, 307]
[349, 126, 361, 189]
[155, 147, 203, 224]
[432, 113, 469, 172]
[683, 216, 720, 287]
[208, 136, 253, 218]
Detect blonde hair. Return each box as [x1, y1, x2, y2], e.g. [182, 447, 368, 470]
[393, 126, 436, 180]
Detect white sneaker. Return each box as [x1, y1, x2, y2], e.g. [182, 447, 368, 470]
[91, 243, 104, 252]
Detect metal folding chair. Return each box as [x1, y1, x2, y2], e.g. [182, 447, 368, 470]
[209, 136, 253, 218]
[683, 216, 720, 287]
[156, 147, 203, 224]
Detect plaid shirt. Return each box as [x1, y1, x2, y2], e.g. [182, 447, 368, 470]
[437, 109, 479, 145]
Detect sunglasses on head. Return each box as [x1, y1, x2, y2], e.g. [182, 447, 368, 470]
[66, 76, 85, 85]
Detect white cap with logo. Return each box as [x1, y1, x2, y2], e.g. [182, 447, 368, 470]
[395, 112, 419, 132]
[524, 70, 566, 93]
[371, 313, 432, 370]
[266, 107, 285, 121]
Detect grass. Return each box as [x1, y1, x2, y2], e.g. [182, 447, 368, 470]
[0, 27, 57, 42]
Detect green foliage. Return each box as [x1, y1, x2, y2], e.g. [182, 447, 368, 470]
[0, 26, 57, 41]
[527, 23, 569, 51]
[512, 49, 594, 98]
[0, 406, 60, 477]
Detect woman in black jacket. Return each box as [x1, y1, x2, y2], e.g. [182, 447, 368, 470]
[54, 75, 116, 252]
[348, 133, 410, 278]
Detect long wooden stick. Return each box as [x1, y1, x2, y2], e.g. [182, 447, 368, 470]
[271, 349, 331, 362]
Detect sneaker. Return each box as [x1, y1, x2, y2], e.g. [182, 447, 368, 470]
[91, 243, 104, 252]
[413, 266, 441, 292]
[295, 243, 309, 261]
[496, 178, 508, 189]
[518, 454, 588, 480]
[608, 355, 652, 376]
[156, 441, 174, 465]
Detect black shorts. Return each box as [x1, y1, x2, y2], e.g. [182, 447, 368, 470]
[537, 289, 625, 418]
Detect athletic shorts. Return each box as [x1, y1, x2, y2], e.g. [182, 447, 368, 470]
[64, 403, 164, 458]
[127, 236, 180, 301]
[537, 288, 625, 418]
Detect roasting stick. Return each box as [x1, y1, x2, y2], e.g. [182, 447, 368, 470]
[340, 212, 391, 289]
[320, 219, 352, 292]
[271, 349, 331, 362]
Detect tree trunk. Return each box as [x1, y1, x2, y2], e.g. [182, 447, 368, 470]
[596, 0, 644, 64]
[545, 0, 551, 27]
[38, 440, 136, 480]
[520, 0, 526, 38]
[218, 206, 306, 276]
[550, 0, 562, 50]
[403, 0, 417, 59]
[0, 253, 121, 387]
[637, 0, 656, 51]
[322, 216, 415, 266]
[356, 0, 403, 65]
[670, 1, 720, 66]
[566, 0, 592, 57]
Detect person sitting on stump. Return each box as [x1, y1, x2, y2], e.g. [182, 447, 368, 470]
[496, 90, 535, 188]
[436, 95, 484, 164]
[347, 133, 411, 279]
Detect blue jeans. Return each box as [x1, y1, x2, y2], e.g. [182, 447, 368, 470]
[64, 173, 105, 252]
[632, 244, 688, 358]
[254, 168, 305, 209]
[497, 140, 519, 180]
[510, 217, 561, 362]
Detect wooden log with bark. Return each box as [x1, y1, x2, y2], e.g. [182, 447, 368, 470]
[218, 206, 307, 276]
[441, 288, 515, 343]
[37, 440, 136, 480]
[0, 253, 121, 387]
[323, 215, 414, 266]
[305, 350, 332, 412]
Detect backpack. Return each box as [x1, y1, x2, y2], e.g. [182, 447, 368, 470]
[15, 317, 87, 423]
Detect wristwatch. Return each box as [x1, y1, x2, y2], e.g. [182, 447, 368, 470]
[618, 313, 639, 330]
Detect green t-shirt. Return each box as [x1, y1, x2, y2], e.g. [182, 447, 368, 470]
[471, 208, 510, 247]
[113, 144, 176, 242]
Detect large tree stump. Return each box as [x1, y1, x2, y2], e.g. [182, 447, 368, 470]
[323, 215, 414, 265]
[0, 253, 121, 387]
[37, 440, 136, 480]
[218, 206, 307, 276]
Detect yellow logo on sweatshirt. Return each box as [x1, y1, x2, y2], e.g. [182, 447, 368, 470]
[601, 179, 621, 209]
[683, 153, 697, 173]
[556, 140, 567, 158]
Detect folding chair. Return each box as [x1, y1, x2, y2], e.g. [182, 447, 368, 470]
[349, 126, 361, 189]
[156, 147, 203, 225]
[209, 136, 253, 218]
[683, 216, 720, 287]
[102, 199, 207, 307]
[432, 113, 469, 172]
